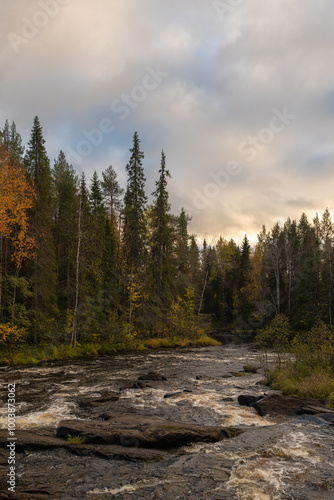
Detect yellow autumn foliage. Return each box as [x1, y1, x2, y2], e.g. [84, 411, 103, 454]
[0, 323, 27, 346]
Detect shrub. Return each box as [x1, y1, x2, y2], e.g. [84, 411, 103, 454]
[0, 323, 27, 349]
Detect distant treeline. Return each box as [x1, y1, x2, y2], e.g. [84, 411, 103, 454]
[0, 116, 333, 349]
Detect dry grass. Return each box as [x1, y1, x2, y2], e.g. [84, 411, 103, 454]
[269, 363, 334, 400]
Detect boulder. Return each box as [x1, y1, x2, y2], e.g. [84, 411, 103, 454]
[243, 365, 259, 374]
[57, 415, 243, 449]
[138, 372, 167, 381]
[238, 395, 264, 407]
[254, 394, 324, 417]
[131, 380, 147, 388]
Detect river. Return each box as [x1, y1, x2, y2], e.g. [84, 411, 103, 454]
[1, 343, 334, 499]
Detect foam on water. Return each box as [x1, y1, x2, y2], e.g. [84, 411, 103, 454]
[0, 400, 77, 429]
[223, 428, 323, 499]
[89, 478, 173, 495]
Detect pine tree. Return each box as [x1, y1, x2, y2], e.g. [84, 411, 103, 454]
[123, 132, 148, 271]
[101, 165, 123, 224]
[150, 150, 174, 306]
[1, 120, 25, 163]
[292, 214, 321, 329]
[53, 151, 79, 315]
[89, 171, 104, 215]
[24, 117, 57, 341]
[320, 208, 334, 325]
[101, 165, 123, 269]
[175, 207, 190, 275]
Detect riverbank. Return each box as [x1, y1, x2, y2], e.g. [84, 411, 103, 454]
[0, 334, 221, 366]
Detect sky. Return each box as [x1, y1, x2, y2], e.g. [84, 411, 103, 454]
[1, 0, 334, 245]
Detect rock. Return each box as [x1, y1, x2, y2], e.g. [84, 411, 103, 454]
[238, 395, 264, 407]
[243, 364, 259, 374]
[131, 380, 147, 388]
[0, 429, 167, 463]
[0, 429, 65, 451]
[164, 392, 183, 398]
[256, 379, 269, 386]
[222, 397, 234, 402]
[294, 414, 333, 426]
[254, 394, 324, 417]
[138, 372, 167, 381]
[297, 405, 334, 417]
[78, 393, 119, 408]
[57, 415, 243, 449]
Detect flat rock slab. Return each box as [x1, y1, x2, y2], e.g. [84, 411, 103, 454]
[57, 415, 243, 449]
[0, 429, 167, 462]
[254, 394, 324, 417]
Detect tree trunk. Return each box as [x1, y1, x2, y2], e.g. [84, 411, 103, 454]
[198, 271, 208, 314]
[11, 267, 20, 325]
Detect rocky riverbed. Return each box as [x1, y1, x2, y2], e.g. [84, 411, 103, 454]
[1, 344, 334, 499]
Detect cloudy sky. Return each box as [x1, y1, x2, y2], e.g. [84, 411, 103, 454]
[1, 0, 334, 244]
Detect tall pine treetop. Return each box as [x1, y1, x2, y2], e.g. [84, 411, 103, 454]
[123, 132, 148, 270]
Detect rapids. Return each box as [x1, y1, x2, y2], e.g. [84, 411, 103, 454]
[1, 343, 334, 499]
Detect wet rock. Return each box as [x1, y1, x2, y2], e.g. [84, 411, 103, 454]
[131, 380, 147, 388]
[238, 395, 264, 407]
[0, 429, 167, 463]
[120, 380, 148, 390]
[164, 392, 183, 398]
[78, 393, 119, 408]
[138, 372, 167, 381]
[254, 394, 324, 417]
[243, 364, 259, 374]
[294, 414, 333, 426]
[56, 415, 243, 449]
[0, 429, 64, 451]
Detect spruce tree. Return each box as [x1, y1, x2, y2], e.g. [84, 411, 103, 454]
[101, 165, 123, 271]
[123, 132, 148, 271]
[175, 207, 190, 275]
[101, 165, 123, 224]
[293, 214, 321, 329]
[53, 151, 79, 315]
[1, 120, 24, 163]
[24, 116, 57, 341]
[150, 150, 174, 306]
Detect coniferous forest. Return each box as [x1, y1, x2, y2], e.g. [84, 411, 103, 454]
[1, 116, 334, 361]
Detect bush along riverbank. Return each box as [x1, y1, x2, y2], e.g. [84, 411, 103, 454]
[256, 314, 334, 408]
[0, 334, 221, 366]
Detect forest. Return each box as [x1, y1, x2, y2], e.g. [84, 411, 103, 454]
[1, 116, 334, 361]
